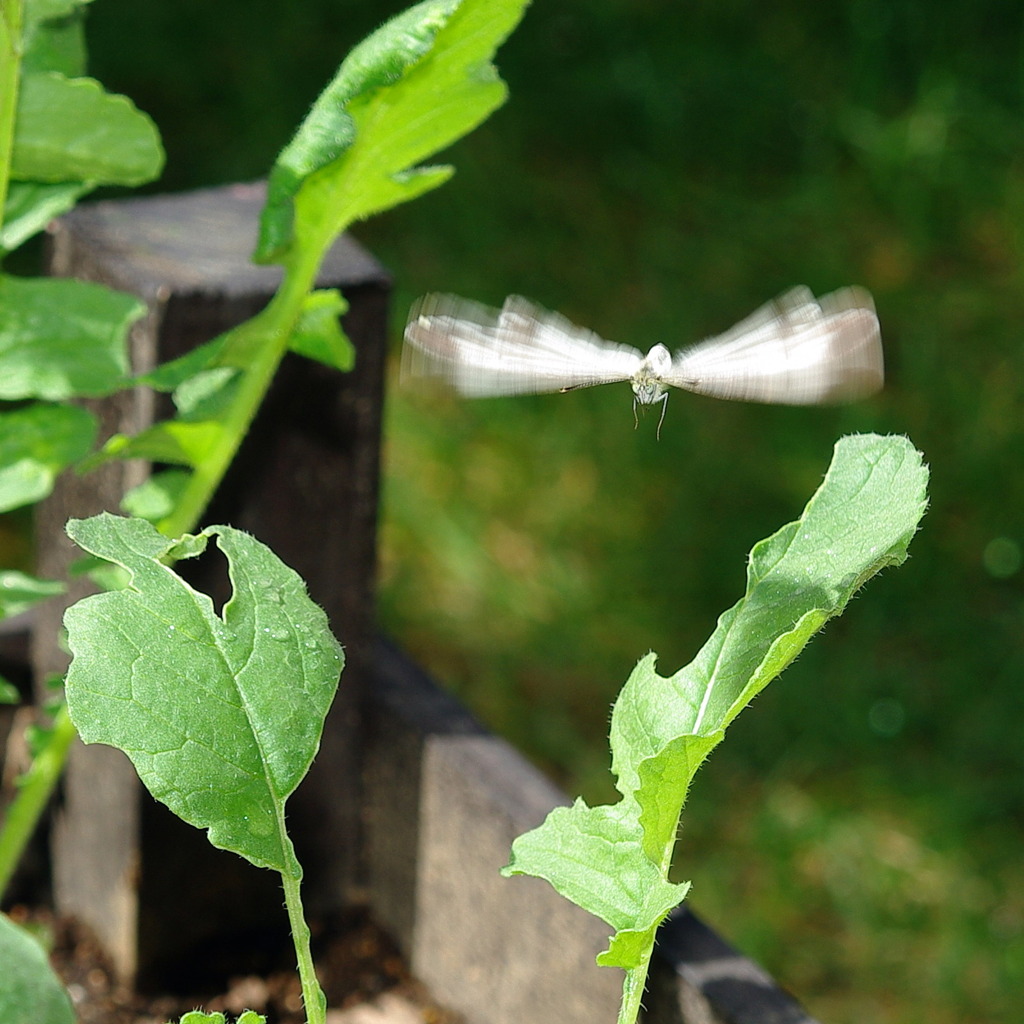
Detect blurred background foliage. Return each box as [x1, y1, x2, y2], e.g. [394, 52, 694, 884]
[58, 0, 1024, 1019]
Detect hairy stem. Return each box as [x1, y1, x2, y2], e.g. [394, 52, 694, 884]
[281, 868, 327, 1024]
[617, 955, 653, 1024]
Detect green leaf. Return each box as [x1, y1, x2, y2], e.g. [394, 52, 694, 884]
[26, 0, 94, 20]
[63, 514, 344, 873]
[0, 181, 92, 253]
[255, 0, 529, 262]
[12, 72, 163, 186]
[85, 419, 221, 470]
[503, 434, 929, 970]
[0, 275, 143, 400]
[135, 334, 229, 393]
[172, 367, 241, 419]
[73, 554, 131, 594]
[0, 403, 97, 511]
[505, 797, 690, 970]
[0, 571, 65, 620]
[172, 1012, 266, 1024]
[288, 289, 354, 371]
[135, 317, 261, 391]
[121, 469, 191, 523]
[22, 1, 90, 77]
[0, 913, 75, 1024]
[256, 0, 457, 262]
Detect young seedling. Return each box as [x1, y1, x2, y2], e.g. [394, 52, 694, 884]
[503, 433, 929, 1024]
[62, 514, 344, 1024]
[175, 1013, 265, 1024]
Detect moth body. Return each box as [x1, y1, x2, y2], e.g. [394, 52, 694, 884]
[630, 344, 674, 406]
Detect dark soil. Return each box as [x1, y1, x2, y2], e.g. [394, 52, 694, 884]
[10, 906, 460, 1024]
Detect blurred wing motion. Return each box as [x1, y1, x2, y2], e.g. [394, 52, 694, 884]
[403, 286, 884, 407]
[403, 293, 644, 396]
[665, 286, 883, 404]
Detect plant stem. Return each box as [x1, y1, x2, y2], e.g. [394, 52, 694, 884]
[280, 867, 327, 1024]
[157, 308, 289, 539]
[0, 0, 25, 236]
[617, 955, 653, 1024]
[158, 226, 330, 540]
[0, 701, 77, 897]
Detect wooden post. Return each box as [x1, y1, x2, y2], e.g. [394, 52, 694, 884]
[32, 182, 389, 986]
[365, 642, 622, 1024]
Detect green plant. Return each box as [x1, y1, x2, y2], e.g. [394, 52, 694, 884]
[0, 912, 74, 1024]
[503, 433, 928, 1024]
[0, 0, 531, 1020]
[0, 0, 163, 898]
[64, 515, 341, 1024]
[175, 1014, 265, 1024]
[0, 0, 161, 573]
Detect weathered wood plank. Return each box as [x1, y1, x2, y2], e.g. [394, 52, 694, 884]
[365, 641, 622, 1024]
[646, 907, 821, 1024]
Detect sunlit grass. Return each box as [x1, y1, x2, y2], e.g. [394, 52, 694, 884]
[682, 769, 1024, 1024]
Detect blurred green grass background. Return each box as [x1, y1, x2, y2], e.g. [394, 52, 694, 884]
[78, 1, 1023, 1020]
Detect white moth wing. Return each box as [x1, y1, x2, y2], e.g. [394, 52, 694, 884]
[403, 294, 644, 397]
[663, 286, 884, 404]
[702, 286, 818, 346]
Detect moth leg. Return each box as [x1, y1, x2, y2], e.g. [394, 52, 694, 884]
[656, 392, 669, 441]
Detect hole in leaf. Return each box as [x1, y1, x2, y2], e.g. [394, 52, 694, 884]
[177, 536, 232, 619]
